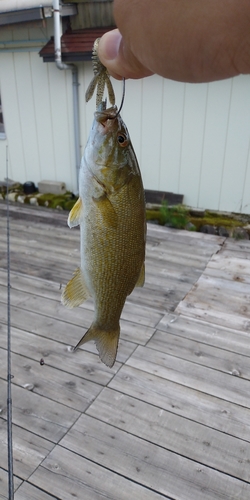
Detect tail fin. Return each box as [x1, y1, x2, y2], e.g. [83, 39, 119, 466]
[74, 323, 120, 368]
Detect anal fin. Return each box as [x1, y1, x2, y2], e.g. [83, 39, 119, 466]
[68, 197, 83, 228]
[62, 268, 90, 308]
[74, 323, 120, 368]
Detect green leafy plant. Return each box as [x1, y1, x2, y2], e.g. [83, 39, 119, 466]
[159, 201, 189, 229]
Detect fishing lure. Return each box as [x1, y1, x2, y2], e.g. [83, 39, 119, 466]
[85, 38, 116, 108]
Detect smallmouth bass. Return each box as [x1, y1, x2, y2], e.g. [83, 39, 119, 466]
[62, 104, 146, 367]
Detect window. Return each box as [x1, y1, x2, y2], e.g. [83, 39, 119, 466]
[0, 95, 6, 139]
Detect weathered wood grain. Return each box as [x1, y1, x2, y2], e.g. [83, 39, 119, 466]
[60, 413, 250, 500]
[0, 420, 53, 480]
[0, 347, 104, 412]
[0, 328, 120, 386]
[29, 446, 168, 500]
[157, 313, 250, 357]
[15, 481, 58, 500]
[0, 300, 155, 350]
[2, 205, 250, 500]
[148, 328, 250, 380]
[0, 379, 80, 443]
[0, 468, 22, 500]
[104, 367, 250, 441]
[125, 345, 250, 408]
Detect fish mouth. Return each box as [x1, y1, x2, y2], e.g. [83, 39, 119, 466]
[95, 106, 118, 125]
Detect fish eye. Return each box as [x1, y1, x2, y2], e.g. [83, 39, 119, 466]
[117, 133, 127, 145]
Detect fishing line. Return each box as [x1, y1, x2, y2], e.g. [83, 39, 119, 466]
[111, 77, 126, 119]
[6, 145, 14, 500]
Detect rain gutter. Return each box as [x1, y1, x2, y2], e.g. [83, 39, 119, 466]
[53, 0, 80, 191]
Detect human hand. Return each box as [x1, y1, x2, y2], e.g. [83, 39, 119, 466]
[98, 0, 250, 83]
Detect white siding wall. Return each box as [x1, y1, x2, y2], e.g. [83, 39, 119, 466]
[0, 28, 250, 213]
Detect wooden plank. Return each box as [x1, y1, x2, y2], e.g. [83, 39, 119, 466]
[0, 348, 103, 413]
[0, 284, 163, 331]
[0, 256, 75, 283]
[0, 202, 68, 225]
[0, 236, 80, 262]
[15, 481, 58, 500]
[0, 270, 65, 302]
[147, 328, 250, 380]
[221, 238, 250, 253]
[0, 327, 120, 386]
[187, 273, 250, 298]
[0, 469, 22, 500]
[0, 268, 190, 314]
[0, 258, 207, 318]
[0, 379, 79, 443]
[145, 248, 214, 267]
[0, 218, 79, 243]
[147, 224, 225, 245]
[0, 306, 153, 362]
[107, 365, 250, 442]
[0, 217, 221, 263]
[220, 248, 250, 260]
[84, 392, 250, 482]
[0, 230, 218, 267]
[176, 273, 250, 328]
[0, 420, 54, 480]
[176, 301, 250, 331]
[125, 345, 250, 408]
[204, 254, 250, 283]
[0, 296, 156, 348]
[157, 313, 250, 357]
[29, 446, 167, 500]
[61, 412, 250, 500]
[0, 286, 94, 325]
[61, 414, 179, 497]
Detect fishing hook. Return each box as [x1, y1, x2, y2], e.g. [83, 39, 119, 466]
[110, 77, 126, 119]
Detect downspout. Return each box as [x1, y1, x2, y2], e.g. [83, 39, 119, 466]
[53, 0, 81, 191]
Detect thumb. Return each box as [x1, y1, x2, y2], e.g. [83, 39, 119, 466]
[98, 29, 153, 80]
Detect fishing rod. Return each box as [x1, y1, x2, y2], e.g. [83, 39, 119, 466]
[6, 146, 14, 500]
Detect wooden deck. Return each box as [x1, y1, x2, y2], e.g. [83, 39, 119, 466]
[1, 202, 250, 499]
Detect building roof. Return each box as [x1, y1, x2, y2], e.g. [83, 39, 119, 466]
[39, 26, 115, 62]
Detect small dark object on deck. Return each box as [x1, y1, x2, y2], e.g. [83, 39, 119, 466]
[40, 358, 45, 366]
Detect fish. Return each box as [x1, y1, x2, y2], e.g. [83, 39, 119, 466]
[62, 103, 146, 367]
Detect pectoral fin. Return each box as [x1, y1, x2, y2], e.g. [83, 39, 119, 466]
[92, 194, 118, 228]
[61, 268, 90, 308]
[68, 197, 83, 228]
[74, 323, 120, 368]
[135, 262, 145, 287]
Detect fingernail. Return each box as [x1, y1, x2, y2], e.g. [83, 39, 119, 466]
[98, 29, 122, 61]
